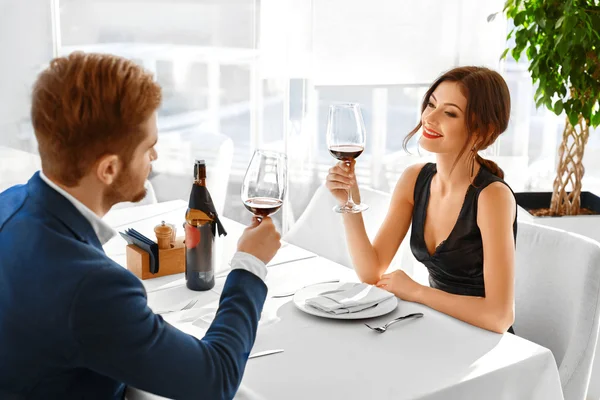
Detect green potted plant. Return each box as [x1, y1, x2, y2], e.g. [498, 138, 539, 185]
[500, 0, 600, 241]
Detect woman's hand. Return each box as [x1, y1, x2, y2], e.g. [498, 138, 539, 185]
[376, 270, 423, 302]
[325, 159, 360, 205]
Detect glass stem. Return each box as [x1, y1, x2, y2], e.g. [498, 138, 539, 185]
[345, 161, 356, 207]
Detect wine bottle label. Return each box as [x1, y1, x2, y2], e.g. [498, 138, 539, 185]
[184, 223, 201, 249]
[187, 271, 214, 281]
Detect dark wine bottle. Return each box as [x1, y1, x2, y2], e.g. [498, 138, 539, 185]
[184, 160, 226, 291]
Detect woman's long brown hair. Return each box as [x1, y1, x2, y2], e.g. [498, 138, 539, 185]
[403, 66, 511, 179]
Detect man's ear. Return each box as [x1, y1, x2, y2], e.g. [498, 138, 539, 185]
[95, 154, 120, 185]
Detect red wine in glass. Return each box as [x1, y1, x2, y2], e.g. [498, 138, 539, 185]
[328, 145, 364, 161]
[243, 197, 283, 217]
[241, 149, 287, 220]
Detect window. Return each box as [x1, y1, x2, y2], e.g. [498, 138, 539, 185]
[3, 0, 598, 231]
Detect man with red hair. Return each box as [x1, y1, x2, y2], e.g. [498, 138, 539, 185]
[0, 52, 280, 399]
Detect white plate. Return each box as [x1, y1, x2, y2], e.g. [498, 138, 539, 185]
[292, 282, 398, 320]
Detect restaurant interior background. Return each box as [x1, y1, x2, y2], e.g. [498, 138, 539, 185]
[2, 0, 600, 234]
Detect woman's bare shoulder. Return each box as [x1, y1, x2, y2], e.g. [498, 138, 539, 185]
[391, 162, 429, 205]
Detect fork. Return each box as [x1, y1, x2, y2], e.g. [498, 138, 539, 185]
[155, 298, 199, 315]
[364, 312, 424, 333]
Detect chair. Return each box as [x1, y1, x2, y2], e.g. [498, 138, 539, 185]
[150, 132, 234, 215]
[514, 221, 600, 400]
[283, 183, 413, 275]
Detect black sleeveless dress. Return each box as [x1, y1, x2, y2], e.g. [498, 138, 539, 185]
[410, 163, 517, 333]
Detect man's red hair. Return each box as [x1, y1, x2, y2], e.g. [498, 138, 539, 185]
[31, 52, 162, 186]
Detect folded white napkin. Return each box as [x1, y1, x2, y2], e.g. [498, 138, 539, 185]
[305, 283, 394, 314]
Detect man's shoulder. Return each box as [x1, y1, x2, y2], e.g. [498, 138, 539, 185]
[0, 188, 131, 289]
[0, 185, 69, 253]
[0, 180, 57, 238]
[0, 184, 29, 231]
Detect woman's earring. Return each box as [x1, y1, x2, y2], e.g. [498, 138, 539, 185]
[470, 157, 474, 178]
[470, 147, 476, 177]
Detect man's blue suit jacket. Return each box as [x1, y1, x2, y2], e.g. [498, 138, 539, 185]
[0, 172, 267, 399]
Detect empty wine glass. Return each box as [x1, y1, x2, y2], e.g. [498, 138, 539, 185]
[241, 149, 287, 219]
[326, 103, 368, 213]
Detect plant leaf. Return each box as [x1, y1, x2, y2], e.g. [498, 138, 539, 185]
[554, 100, 564, 115]
[535, 96, 546, 109]
[565, 15, 577, 32]
[502, 0, 600, 137]
[568, 112, 579, 127]
[534, 8, 546, 29]
[582, 102, 593, 121]
[591, 111, 600, 128]
[511, 47, 522, 62]
[526, 45, 538, 60]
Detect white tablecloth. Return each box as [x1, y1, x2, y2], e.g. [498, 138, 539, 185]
[103, 201, 564, 400]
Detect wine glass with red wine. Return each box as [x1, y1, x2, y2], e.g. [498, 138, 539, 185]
[241, 149, 287, 219]
[327, 103, 368, 213]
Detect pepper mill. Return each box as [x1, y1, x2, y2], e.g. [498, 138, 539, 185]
[154, 221, 173, 250]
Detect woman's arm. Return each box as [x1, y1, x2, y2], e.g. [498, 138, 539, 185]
[377, 182, 516, 333]
[336, 163, 425, 284]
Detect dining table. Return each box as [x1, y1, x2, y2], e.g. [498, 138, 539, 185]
[101, 200, 564, 400]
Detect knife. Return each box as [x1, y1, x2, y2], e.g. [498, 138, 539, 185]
[248, 349, 284, 359]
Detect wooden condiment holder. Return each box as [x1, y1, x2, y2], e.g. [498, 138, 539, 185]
[126, 237, 186, 280]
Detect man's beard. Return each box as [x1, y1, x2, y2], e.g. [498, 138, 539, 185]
[104, 167, 148, 208]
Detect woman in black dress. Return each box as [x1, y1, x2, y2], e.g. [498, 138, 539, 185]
[327, 66, 517, 334]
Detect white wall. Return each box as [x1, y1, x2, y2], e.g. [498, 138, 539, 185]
[59, 0, 255, 48]
[0, 0, 54, 151]
[311, 0, 507, 86]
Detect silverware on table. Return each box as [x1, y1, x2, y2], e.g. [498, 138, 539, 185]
[248, 349, 284, 359]
[364, 312, 424, 333]
[154, 298, 199, 315]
